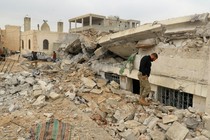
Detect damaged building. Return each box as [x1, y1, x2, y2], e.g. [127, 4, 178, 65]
[93, 13, 210, 113]
[69, 13, 140, 32]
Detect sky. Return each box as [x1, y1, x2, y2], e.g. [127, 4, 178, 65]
[0, 0, 210, 32]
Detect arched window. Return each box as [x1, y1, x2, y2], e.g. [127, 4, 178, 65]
[43, 39, 49, 50]
[28, 39, 31, 50]
[22, 40, 24, 49]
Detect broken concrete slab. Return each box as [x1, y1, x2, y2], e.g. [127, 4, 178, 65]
[189, 135, 209, 140]
[166, 121, 189, 140]
[147, 117, 159, 130]
[25, 77, 36, 85]
[162, 115, 178, 124]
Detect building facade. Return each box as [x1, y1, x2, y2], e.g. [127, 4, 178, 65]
[21, 17, 68, 55]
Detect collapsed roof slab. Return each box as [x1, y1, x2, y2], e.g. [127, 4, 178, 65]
[98, 24, 163, 46]
[98, 13, 210, 46]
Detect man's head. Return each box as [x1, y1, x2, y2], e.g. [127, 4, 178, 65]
[150, 53, 158, 61]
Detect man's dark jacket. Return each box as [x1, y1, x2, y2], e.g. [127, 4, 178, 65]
[139, 55, 152, 77]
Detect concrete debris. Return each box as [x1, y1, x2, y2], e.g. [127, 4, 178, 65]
[166, 121, 189, 140]
[162, 115, 178, 124]
[49, 92, 60, 100]
[1, 15, 210, 139]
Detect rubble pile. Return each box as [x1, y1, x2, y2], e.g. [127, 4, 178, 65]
[0, 60, 210, 140]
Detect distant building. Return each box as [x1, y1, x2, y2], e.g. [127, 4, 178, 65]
[69, 13, 140, 32]
[0, 25, 21, 52]
[21, 17, 68, 55]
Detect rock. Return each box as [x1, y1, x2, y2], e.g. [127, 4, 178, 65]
[143, 115, 154, 125]
[96, 78, 108, 87]
[20, 71, 31, 77]
[33, 85, 41, 90]
[110, 80, 120, 89]
[147, 117, 159, 129]
[37, 80, 47, 90]
[32, 95, 46, 106]
[7, 77, 19, 86]
[113, 104, 135, 122]
[44, 113, 53, 118]
[174, 109, 185, 120]
[188, 107, 197, 113]
[65, 91, 76, 101]
[203, 115, 210, 131]
[150, 129, 166, 140]
[201, 130, 210, 139]
[185, 117, 199, 129]
[46, 83, 54, 91]
[124, 120, 141, 129]
[162, 115, 178, 124]
[19, 91, 28, 96]
[0, 90, 6, 95]
[9, 104, 19, 112]
[33, 90, 43, 98]
[117, 124, 126, 132]
[166, 121, 189, 140]
[119, 129, 139, 140]
[9, 86, 21, 94]
[25, 77, 36, 85]
[81, 77, 96, 88]
[157, 122, 170, 131]
[49, 92, 60, 100]
[90, 89, 103, 94]
[136, 125, 148, 134]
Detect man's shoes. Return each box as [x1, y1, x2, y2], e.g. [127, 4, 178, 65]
[139, 97, 150, 106]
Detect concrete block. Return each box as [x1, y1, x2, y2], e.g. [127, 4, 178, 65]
[119, 129, 138, 140]
[65, 91, 76, 101]
[166, 121, 189, 140]
[81, 77, 96, 88]
[150, 130, 166, 140]
[25, 77, 36, 85]
[163, 115, 178, 124]
[49, 92, 60, 100]
[147, 117, 159, 129]
[136, 125, 148, 134]
[33, 90, 43, 98]
[157, 122, 170, 131]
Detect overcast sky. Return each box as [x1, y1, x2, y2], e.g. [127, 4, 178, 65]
[1, 0, 210, 32]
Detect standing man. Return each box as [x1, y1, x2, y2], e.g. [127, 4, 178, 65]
[52, 51, 56, 62]
[138, 53, 158, 106]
